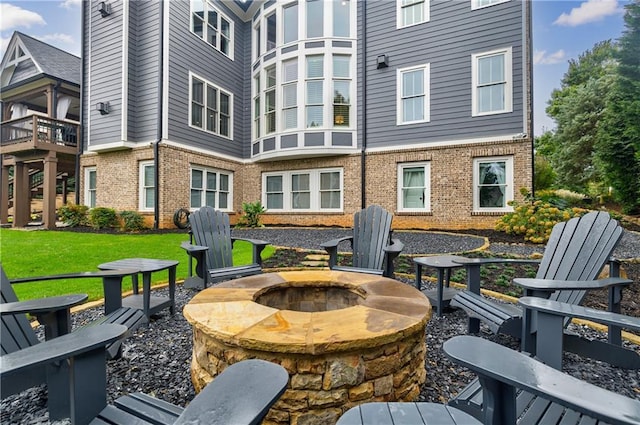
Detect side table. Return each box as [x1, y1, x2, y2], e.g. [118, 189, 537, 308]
[98, 258, 178, 319]
[414, 255, 467, 316]
[337, 402, 481, 425]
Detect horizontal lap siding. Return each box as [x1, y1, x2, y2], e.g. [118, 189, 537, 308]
[88, 0, 124, 146]
[166, 1, 248, 160]
[364, 0, 525, 148]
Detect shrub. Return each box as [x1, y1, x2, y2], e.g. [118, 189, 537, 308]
[89, 207, 118, 229]
[119, 210, 147, 232]
[496, 193, 591, 243]
[236, 201, 266, 228]
[58, 203, 89, 227]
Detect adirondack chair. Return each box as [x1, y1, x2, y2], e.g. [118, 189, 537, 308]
[443, 335, 640, 425]
[1, 265, 147, 421]
[90, 359, 289, 425]
[450, 211, 630, 356]
[320, 205, 404, 277]
[181, 206, 271, 289]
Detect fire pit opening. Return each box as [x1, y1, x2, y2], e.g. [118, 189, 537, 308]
[255, 283, 364, 312]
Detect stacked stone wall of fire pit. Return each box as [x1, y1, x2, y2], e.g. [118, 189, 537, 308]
[183, 271, 432, 425]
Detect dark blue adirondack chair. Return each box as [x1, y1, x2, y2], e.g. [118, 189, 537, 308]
[320, 205, 404, 277]
[181, 206, 271, 289]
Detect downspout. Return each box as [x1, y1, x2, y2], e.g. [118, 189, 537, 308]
[527, 0, 535, 197]
[153, 0, 164, 229]
[360, 0, 367, 209]
[76, 2, 87, 205]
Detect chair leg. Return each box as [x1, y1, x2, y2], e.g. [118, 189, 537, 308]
[69, 348, 109, 425]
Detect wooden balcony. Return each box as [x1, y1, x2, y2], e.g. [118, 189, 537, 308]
[1, 115, 80, 156]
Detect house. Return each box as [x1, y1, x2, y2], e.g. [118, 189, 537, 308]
[0, 31, 81, 229]
[80, 0, 532, 230]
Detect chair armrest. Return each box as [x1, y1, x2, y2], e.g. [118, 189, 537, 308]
[181, 241, 209, 254]
[514, 276, 632, 296]
[452, 258, 540, 294]
[0, 324, 127, 377]
[384, 238, 404, 255]
[231, 237, 270, 266]
[174, 359, 288, 425]
[0, 294, 87, 316]
[443, 335, 640, 425]
[320, 236, 354, 268]
[519, 297, 640, 332]
[9, 269, 139, 284]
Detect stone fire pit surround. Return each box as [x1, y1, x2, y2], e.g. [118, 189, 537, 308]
[183, 270, 432, 425]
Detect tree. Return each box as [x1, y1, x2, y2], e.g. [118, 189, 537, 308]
[596, 1, 640, 214]
[545, 41, 617, 194]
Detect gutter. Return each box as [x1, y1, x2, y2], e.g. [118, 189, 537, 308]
[360, 0, 367, 209]
[76, 2, 87, 205]
[153, 0, 164, 229]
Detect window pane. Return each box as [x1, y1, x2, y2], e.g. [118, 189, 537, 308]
[255, 24, 261, 57]
[88, 171, 96, 189]
[283, 3, 298, 43]
[333, 0, 350, 37]
[480, 186, 505, 207]
[320, 172, 340, 190]
[145, 188, 155, 209]
[267, 13, 277, 51]
[207, 86, 217, 109]
[267, 67, 276, 88]
[478, 85, 504, 113]
[283, 60, 298, 82]
[283, 85, 297, 107]
[192, 0, 204, 37]
[307, 81, 323, 103]
[292, 192, 310, 209]
[292, 174, 310, 191]
[206, 172, 217, 190]
[190, 190, 201, 208]
[320, 191, 340, 208]
[208, 10, 218, 28]
[220, 93, 229, 114]
[334, 81, 350, 104]
[220, 116, 229, 136]
[144, 165, 155, 186]
[219, 192, 228, 209]
[193, 79, 204, 103]
[307, 56, 324, 78]
[267, 193, 283, 209]
[266, 175, 282, 192]
[205, 191, 215, 207]
[307, 0, 324, 38]
[283, 108, 297, 129]
[219, 174, 229, 191]
[403, 70, 423, 97]
[306, 106, 323, 127]
[221, 18, 230, 37]
[403, 97, 424, 122]
[192, 104, 203, 127]
[479, 54, 504, 84]
[333, 56, 350, 78]
[206, 108, 216, 132]
[192, 169, 203, 188]
[266, 91, 276, 111]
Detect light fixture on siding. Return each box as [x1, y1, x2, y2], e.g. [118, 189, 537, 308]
[376, 54, 389, 69]
[98, 1, 112, 17]
[96, 102, 110, 115]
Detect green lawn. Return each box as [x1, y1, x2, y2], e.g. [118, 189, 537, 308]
[0, 228, 274, 302]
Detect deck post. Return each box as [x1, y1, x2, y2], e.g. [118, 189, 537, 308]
[42, 153, 58, 229]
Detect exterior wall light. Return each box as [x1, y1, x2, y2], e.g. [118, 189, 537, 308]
[376, 54, 389, 69]
[98, 2, 112, 17]
[96, 102, 110, 115]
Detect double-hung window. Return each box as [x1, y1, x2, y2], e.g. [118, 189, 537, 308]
[471, 0, 510, 10]
[84, 167, 96, 208]
[190, 73, 232, 138]
[306, 55, 324, 128]
[472, 47, 512, 116]
[397, 64, 430, 125]
[266, 13, 277, 52]
[282, 59, 298, 130]
[473, 156, 514, 212]
[398, 0, 429, 28]
[265, 66, 277, 134]
[191, 0, 233, 58]
[397, 162, 430, 212]
[139, 161, 155, 211]
[333, 55, 351, 127]
[190, 167, 232, 210]
[263, 168, 342, 211]
[253, 76, 261, 138]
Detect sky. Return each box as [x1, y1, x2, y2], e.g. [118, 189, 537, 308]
[0, 0, 631, 137]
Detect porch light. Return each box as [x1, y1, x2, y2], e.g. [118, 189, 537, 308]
[376, 54, 389, 69]
[96, 102, 110, 115]
[98, 2, 112, 17]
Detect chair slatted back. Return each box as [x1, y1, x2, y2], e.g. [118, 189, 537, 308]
[535, 211, 623, 307]
[352, 205, 394, 271]
[1, 266, 40, 356]
[189, 207, 234, 270]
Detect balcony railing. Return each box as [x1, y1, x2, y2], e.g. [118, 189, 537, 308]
[1, 115, 79, 152]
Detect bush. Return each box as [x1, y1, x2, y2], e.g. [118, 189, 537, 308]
[496, 191, 590, 243]
[119, 210, 147, 232]
[58, 203, 89, 227]
[236, 201, 266, 228]
[89, 207, 118, 230]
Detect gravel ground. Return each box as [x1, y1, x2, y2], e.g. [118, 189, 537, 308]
[2, 229, 639, 424]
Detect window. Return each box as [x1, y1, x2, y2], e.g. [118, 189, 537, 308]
[266, 13, 277, 52]
[84, 167, 96, 208]
[283, 2, 298, 44]
[397, 64, 430, 124]
[191, 0, 233, 58]
[333, 55, 350, 127]
[333, 0, 350, 37]
[254, 23, 261, 58]
[471, 0, 509, 10]
[472, 48, 512, 116]
[190, 73, 233, 138]
[398, 0, 428, 28]
[306, 55, 324, 128]
[139, 162, 155, 211]
[473, 156, 514, 212]
[254, 75, 261, 138]
[282, 59, 298, 130]
[190, 167, 232, 210]
[265, 66, 277, 134]
[263, 168, 342, 211]
[397, 162, 430, 212]
[306, 0, 323, 38]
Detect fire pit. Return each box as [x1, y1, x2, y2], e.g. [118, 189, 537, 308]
[183, 270, 431, 425]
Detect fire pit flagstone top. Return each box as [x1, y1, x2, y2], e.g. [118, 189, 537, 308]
[183, 270, 432, 355]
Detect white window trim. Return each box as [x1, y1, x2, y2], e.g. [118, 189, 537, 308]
[139, 161, 155, 212]
[84, 167, 97, 208]
[188, 72, 233, 139]
[471, 47, 513, 116]
[397, 0, 430, 29]
[473, 156, 514, 213]
[397, 162, 431, 212]
[190, 0, 234, 60]
[471, 0, 510, 11]
[262, 168, 343, 212]
[397, 64, 430, 125]
[189, 166, 233, 212]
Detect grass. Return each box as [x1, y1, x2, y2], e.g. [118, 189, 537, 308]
[0, 228, 275, 302]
